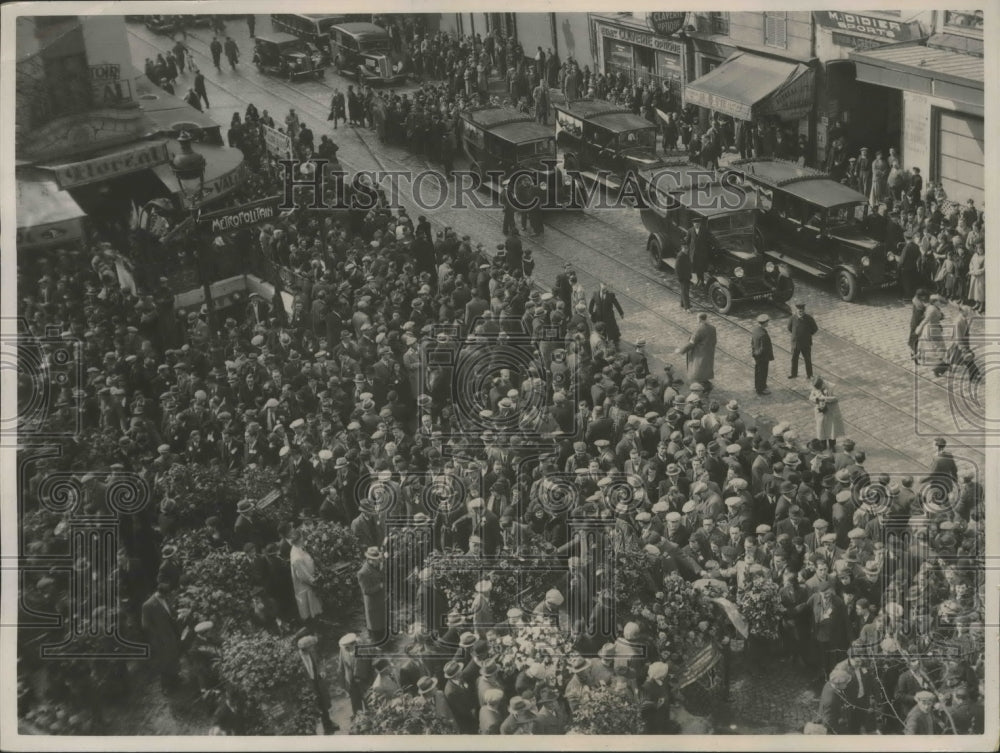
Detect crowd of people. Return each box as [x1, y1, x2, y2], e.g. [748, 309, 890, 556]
[825, 136, 986, 313]
[16, 18, 988, 738]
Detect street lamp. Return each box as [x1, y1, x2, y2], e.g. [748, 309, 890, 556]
[170, 131, 215, 342]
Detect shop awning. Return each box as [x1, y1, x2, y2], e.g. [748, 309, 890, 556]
[684, 52, 814, 121]
[849, 41, 983, 108]
[152, 142, 247, 208]
[17, 170, 87, 249]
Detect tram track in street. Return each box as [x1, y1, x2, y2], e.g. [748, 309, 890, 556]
[130, 24, 984, 471]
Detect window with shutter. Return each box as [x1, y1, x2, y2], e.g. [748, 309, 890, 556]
[764, 12, 787, 49]
[710, 12, 730, 35]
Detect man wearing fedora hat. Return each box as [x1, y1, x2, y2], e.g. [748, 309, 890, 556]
[233, 499, 260, 550]
[357, 546, 387, 641]
[500, 695, 536, 734]
[442, 659, 478, 733]
[417, 675, 456, 727]
[476, 658, 505, 710]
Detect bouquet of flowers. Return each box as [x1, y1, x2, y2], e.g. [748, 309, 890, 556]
[300, 520, 362, 617]
[423, 551, 563, 619]
[609, 548, 657, 616]
[630, 573, 718, 667]
[158, 463, 239, 527]
[736, 577, 785, 640]
[168, 527, 213, 566]
[567, 682, 642, 734]
[237, 464, 290, 538]
[177, 550, 256, 629]
[350, 692, 457, 735]
[217, 630, 318, 735]
[492, 624, 578, 689]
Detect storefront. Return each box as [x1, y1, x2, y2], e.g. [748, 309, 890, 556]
[813, 10, 926, 165]
[849, 35, 983, 206]
[591, 13, 686, 94]
[683, 51, 814, 144]
[38, 139, 173, 241]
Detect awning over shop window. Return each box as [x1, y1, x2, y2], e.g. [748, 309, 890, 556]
[151, 142, 247, 208]
[848, 42, 983, 109]
[16, 170, 87, 249]
[684, 52, 814, 121]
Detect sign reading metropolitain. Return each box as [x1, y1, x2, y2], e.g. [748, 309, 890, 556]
[197, 195, 284, 234]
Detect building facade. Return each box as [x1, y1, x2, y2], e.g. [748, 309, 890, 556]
[847, 9, 983, 206]
[16, 15, 246, 254]
[684, 11, 818, 154]
[439, 12, 596, 72]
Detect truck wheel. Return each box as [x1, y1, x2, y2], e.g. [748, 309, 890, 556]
[647, 236, 662, 268]
[709, 282, 733, 314]
[836, 270, 858, 302]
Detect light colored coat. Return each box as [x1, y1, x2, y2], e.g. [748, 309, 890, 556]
[810, 383, 845, 441]
[290, 544, 323, 619]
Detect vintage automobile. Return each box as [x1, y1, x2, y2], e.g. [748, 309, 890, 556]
[723, 159, 897, 302]
[329, 22, 406, 85]
[252, 33, 326, 82]
[553, 99, 686, 191]
[270, 14, 368, 58]
[143, 15, 184, 34]
[459, 105, 576, 206]
[639, 165, 794, 314]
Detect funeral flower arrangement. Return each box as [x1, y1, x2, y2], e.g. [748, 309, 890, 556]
[178, 550, 257, 629]
[238, 464, 293, 537]
[158, 462, 238, 527]
[350, 691, 458, 735]
[491, 624, 579, 688]
[736, 577, 785, 640]
[217, 630, 318, 735]
[631, 573, 718, 667]
[300, 520, 363, 616]
[422, 551, 563, 617]
[567, 681, 642, 734]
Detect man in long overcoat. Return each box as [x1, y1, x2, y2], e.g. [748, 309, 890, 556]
[588, 282, 625, 347]
[751, 314, 774, 395]
[141, 582, 183, 690]
[678, 312, 716, 388]
[357, 547, 388, 641]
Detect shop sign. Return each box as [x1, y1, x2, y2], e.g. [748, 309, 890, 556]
[53, 141, 169, 189]
[197, 161, 248, 206]
[831, 32, 886, 51]
[597, 22, 683, 56]
[90, 63, 133, 105]
[263, 123, 292, 157]
[684, 88, 751, 120]
[813, 11, 921, 42]
[197, 195, 284, 234]
[646, 12, 687, 37]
